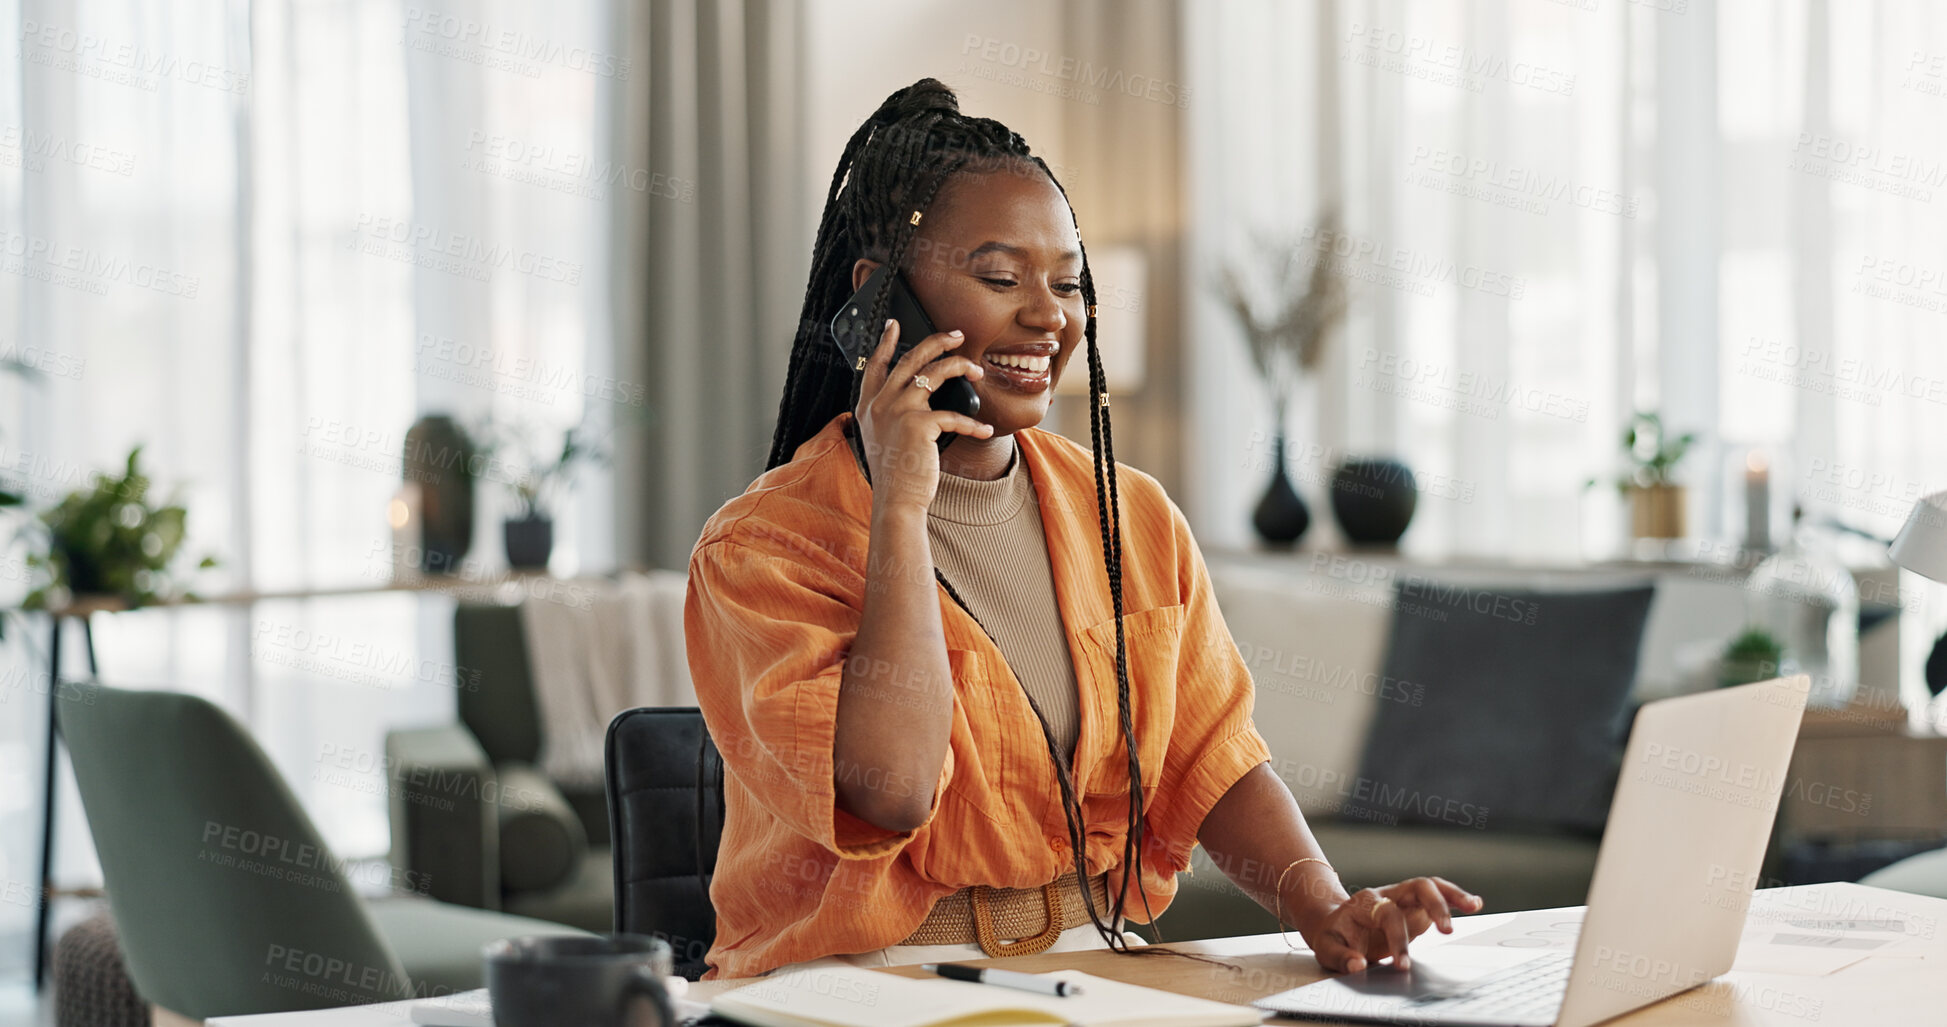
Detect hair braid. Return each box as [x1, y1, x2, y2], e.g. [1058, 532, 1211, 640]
[766, 79, 1182, 959]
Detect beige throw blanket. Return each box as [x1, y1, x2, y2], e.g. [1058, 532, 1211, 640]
[520, 570, 695, 788]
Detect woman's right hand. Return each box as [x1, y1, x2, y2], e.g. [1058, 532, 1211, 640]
[854, 318, 992, 513]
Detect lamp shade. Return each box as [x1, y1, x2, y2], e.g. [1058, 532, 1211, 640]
[1889, 490, 1947, 584]
[1054, 245, 1146, 395]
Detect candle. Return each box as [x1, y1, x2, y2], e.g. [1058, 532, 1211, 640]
[389, 482, 424, 580]
[1744, 451, 1770, 553]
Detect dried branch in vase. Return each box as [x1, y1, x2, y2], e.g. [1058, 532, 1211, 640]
[1216, 206, 1350, 423]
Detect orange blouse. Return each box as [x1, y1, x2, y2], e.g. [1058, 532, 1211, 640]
[685, 414, 1272, 978]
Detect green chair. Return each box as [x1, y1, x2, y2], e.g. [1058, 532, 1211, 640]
[57, 683, 589, 1021]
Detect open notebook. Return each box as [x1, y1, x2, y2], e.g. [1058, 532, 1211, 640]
[709, 965, 1263, 1027]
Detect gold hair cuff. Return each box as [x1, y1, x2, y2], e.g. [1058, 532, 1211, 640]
[1087, 304, 1098, 318]
[1098, 392, 1111, 408]
[910, 210, 923, 225]
[855, 355, 867, 371]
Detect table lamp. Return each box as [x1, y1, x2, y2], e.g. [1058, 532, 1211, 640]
[1890, 491, 1947, 584]
[1889, 491, 1947, 711]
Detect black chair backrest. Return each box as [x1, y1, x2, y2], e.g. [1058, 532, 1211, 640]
[604, 707, 723, 980]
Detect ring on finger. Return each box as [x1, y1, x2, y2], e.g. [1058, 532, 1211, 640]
[1371, 896, 1395, 919]
[910, 374, 934, 392]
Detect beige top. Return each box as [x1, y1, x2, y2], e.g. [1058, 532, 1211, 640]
[927, 447, 1082, 766]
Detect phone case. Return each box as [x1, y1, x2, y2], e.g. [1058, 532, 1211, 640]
[829, 265, 980, 450]
[829, 264, 938, 372]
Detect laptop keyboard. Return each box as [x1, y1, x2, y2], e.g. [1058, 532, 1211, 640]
[1410, 951, 1572, 1021]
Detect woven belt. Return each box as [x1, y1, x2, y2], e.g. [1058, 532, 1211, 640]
[901, 873, 1113, 957]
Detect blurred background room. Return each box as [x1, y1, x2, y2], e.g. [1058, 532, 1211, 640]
[4, 0, 1947, 1022]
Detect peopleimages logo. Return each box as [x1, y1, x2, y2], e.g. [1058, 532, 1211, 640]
[1270, 757, 1490, 829]
[400, 6, 629, 80]
[0, 230, 200, 298]
[1406, 145, 1638, 218]
[346, 215, 583, 285]
[959, 35, 1191, 109]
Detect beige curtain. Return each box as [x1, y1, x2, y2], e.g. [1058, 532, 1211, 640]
[613, 1, 1192, 568]
[1049, 0, 1190, 497]
[612, 0, 809, 570]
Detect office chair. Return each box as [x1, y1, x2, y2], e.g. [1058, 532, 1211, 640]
[604, 707, 723, 980]
[56, 684, 586, 1020]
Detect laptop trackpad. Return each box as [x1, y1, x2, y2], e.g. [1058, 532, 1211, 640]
[1327, 948, 1544, 1000]
[1257, 949, 1548, 1022]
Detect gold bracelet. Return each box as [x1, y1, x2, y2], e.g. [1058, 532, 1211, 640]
[1274, 857, 1337, 952]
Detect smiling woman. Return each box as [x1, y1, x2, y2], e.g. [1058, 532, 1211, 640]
[683, 78, 1479, 981]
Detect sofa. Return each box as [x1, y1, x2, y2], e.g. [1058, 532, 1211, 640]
[384, 603, 618, 933]
[394, 557, 1683, 945]
[1155, 556, 1685, 942]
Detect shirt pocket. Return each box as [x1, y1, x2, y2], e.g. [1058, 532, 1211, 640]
[1078, 603, 1185, 800]
[939, 646, 1013, 827]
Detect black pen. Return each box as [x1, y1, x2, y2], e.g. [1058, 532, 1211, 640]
[921, 963, 1084, 997]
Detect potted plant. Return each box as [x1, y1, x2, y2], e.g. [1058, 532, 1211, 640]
[1719, 626, 1786, 689]
[476, 419, 611, 571]
[1217, 207, 1350, 547]
[1598, 411, 1696, 540]
[0, 356, 33, 639]
[20, 446, 217, 612]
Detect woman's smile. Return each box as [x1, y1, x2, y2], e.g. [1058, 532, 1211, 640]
[980, 345, 1058, 393]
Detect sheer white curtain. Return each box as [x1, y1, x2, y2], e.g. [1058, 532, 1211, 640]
[1187, 0, 1947, 698]
[1188, 0, 1630, 561]
[0, 0, 620, 954]
[1715, 0, 1947, 702]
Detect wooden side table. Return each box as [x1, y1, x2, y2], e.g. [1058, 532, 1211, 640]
[1780, 711, 1947, 844]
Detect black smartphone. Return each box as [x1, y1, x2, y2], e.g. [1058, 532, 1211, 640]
[830, 264, 980, 452]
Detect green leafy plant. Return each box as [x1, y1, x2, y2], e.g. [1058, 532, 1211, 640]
[473, 418, 612, 520]
[1585, 411, 1699, 493]
[1620, 411, 1696, 489]
[0, 355, 36, 510]
[21, 446, 217, 611]
[0, 358, 43, 638]
[1720, 626, 1786, 688]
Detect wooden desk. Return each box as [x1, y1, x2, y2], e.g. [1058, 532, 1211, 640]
[211, 882, 1945, 1026]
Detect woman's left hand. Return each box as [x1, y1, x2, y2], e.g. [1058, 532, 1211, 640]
[1304, 877, 1482, 973]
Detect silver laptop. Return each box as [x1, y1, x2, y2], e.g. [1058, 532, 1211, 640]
[1256, 675, 1810, 1027]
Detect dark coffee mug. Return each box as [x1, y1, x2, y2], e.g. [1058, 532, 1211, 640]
[484, 934, 675, 1027]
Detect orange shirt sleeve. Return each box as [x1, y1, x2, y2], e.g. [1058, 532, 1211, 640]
[686, 537, 955, 859]
[1139, 496, 1273, 877]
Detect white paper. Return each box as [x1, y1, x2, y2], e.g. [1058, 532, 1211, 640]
[1448, 909, 1586, 952]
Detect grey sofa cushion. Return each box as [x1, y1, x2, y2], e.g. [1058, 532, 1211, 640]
[1347, 582, 1655, 834]
[456, 604, 543, 765]
[1158, 825, 1602, 942]
[496, 762, 589, 894]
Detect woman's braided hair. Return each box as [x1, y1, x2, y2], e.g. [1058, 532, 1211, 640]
[767, 78, 1164, 953]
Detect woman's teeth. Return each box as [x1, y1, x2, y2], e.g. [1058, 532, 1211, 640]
[987, 354, 1051, 374]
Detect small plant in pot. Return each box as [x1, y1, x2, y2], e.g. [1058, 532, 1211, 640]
[1589, 411, 1696, 540]
[20, 446, 218, 612]
[0, 357, 36, 639]
[1719, 626, 1787, 689]
[478, 420, 610, 571]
